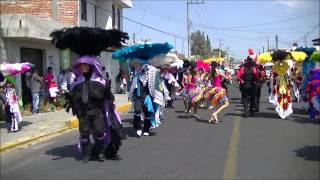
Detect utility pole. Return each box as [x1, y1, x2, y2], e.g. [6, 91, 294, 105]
[218, 39, 223, 57]
[133, 33, 136, 43]
[181, 39, 184, 54]
[275, 34, 279, 49]
[187, 0, 204, 61]
[174, 36, 177, 52]
[262, 46, 265, 52]
[304, 35, 307, 47]
[267, 36, 270, 51]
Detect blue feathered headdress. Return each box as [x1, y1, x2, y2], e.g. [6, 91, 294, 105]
[112, 42, 173, 62]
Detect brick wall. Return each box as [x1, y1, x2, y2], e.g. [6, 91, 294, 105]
[57, 0, 78, 25]
[0, 0, 78, 26]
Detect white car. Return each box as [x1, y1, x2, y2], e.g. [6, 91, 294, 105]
[264, 62, 274, 79]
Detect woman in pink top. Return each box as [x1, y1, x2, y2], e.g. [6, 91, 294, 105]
[186, 65, 201, 119]
[44, 67, 60, 110]
[181, 68, 190, 112]
[206, 62, 231, 123]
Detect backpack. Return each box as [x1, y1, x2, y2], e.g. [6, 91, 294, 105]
[242, 65, 256, 89]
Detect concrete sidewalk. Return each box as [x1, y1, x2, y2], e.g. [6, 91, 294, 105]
[0, 94, 131, 152]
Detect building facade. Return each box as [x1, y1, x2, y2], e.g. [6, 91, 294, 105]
[0, 0, 132, 98]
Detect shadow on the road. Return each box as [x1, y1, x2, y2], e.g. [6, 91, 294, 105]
[177, 115, 189, 119]
[225, 113, 243, 117]
[123, 127, 157, 138]
[253, 112, 280, 119]
[45, 144, 82, 161]
[0, 121, 32, 129]
[294, 146, 320, 161]
[121, 118, 133, 124]
[291, 116, 320, 125]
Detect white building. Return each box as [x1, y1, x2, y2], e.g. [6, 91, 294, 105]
[0, 0, 132, 101]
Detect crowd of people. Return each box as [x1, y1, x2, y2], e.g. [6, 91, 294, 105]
[1, 25, 318, 164]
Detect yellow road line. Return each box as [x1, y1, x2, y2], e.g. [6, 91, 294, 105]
[223, 116, 241, 180]
[0, 102, 132, 153]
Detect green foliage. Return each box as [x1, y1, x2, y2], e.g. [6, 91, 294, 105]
[190, 30, 212, 59]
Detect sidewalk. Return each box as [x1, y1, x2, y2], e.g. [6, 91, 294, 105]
[0, 93, 131, 152]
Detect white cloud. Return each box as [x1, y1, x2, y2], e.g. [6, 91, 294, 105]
[273, 0, 315, 8]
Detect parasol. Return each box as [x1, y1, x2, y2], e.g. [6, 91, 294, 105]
[112, 42, 173, 61]
[203, 57, 224, 64]
[196, 59, 210, 71]
[0, 62, 35, 76]
[149, 52, 179, 68]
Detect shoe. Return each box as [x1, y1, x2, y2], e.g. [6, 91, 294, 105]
[143, 132, 149, 136]
[136, 130, 142, 137]
[96, 153, 105, 162]
[82, 155, 90, 163]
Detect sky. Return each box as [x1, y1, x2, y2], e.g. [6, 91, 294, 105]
[123, 0, 320, 60]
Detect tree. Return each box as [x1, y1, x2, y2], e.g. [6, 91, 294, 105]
[190, 30, 212, 59]
[212, 48, 227, 58]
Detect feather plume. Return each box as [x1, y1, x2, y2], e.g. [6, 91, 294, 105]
[257, 52, 272, 64]
[311, 51, 320, 62]
[50, 27, 129, 56]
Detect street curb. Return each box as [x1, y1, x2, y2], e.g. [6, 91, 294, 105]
[0, 102, 132, 153]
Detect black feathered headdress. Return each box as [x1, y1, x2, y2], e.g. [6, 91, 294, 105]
[50, 27, 129, 56]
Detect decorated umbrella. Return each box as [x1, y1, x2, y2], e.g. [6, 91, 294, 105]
[0, 62, 35, 76]
[149, 52, 179, 68]
[196, 59, 210, 71]
[112, 42, 173, 61]
[203, 57, 224, 64]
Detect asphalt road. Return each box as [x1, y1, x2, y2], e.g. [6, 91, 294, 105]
[1, 84, 319, 180]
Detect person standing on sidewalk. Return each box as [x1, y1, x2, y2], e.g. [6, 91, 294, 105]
[30, 68, 43, 114]
[44, 67, 60, 111]
[66, 67, 75, 92]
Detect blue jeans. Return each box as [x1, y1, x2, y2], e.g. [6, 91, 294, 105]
[32, 92, 40, 114]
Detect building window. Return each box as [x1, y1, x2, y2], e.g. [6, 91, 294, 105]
[117, 8, 121, 30]
[112, 4, 115, 28]
[81, 0, 87, 21]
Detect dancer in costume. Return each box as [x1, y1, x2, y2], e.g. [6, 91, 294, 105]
[162, 67, 179, 108]
[4, 78, 22, 132]
[306, 50, 320, 120]
[50, 27, 128, 162]
[237, 57, 258, 117]
[206, 62, 230, 123]
[180, 68, 191, 112]
[258, 49, 307, 119]
[255, 62, 266, 112]
[113, 43, 172, 136]
[186, 64, 201, 119]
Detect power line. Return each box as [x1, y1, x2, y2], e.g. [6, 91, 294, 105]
[87, 1, 186, 40]
[136, 1, 185, 23]
[226, 13, 317, 29]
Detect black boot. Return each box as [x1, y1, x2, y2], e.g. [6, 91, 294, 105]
[81, 142, 92, 163]
[92, 138, 105, 162]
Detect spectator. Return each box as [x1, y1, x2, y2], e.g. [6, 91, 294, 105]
[44, 67, 60, 111]
[66, 67, 75, 91]
[58, 69, 68, 93]
[118, 70, 127, 94]
[30, 68, 42, 114]
[24, 70, 32, 108]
